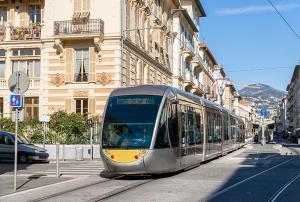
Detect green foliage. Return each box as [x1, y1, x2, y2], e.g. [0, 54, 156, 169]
[0, 117, 15, 133]
[49, 111, 89, 144]
[0, 111, 91, 144]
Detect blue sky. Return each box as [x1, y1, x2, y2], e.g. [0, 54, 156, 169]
[200, 0, 300, 91]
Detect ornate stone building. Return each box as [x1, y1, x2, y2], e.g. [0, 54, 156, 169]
[0, 0, 210, 119]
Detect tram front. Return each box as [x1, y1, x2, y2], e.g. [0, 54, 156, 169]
[100, 93, 162, 174]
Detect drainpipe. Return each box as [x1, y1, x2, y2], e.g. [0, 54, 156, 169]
[120, 0, 124, 87]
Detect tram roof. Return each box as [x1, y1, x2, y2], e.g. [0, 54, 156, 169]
[109, 85, 169, 97]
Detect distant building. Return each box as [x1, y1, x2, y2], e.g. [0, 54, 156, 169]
[275, 96, 288, 134]
[286, 64, 300, 131]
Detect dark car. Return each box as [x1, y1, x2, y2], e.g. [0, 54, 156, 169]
[0, 131, 49, 163]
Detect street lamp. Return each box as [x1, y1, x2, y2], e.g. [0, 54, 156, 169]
[86, 118, 94, 160]
[215, 77, 229, 106]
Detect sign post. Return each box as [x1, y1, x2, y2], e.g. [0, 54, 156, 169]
[8, 71, 29, 192]
[260, 108, 268, 145]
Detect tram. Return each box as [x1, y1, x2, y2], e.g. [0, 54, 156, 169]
[100, 85, 245, 174]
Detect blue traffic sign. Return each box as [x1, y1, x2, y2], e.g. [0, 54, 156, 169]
[260, 108, 268, 117]
[10, 94, 23, 108]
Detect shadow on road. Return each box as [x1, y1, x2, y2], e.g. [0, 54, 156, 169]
[204, 142, 300, 202]
[0, 161, 32, 175]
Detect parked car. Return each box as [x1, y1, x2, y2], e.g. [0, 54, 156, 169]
[0, 131, 49, 163]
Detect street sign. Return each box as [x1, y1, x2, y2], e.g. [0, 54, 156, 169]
[12, 109, 24, 122]
[8, 71, 29, 94]
[39, 115, 50, 123]
[260, 108, 268, 117]
[10, 94, 23, 108]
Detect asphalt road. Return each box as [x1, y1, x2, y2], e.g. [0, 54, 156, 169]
[1, 144, 300, 202]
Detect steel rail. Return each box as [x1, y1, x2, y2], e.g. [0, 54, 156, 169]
[91, 178, 155, 202]
[202, 156, 298, 202]
[32, 175, 125, 202]
[268, 172, 300, 202]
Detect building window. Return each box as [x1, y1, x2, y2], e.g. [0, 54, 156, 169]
[0, 7, 7, 25]
[12, 48, 40, 56]
[0, 61, 4, 78]
[75, 98, 88, 115]
[11, 49, 40, 78]
[28, 5, 41, 24]
[24, 97, 39, 120]
[12, 60, 40, 78]
[75, 49, 89, 82]
[0, 97, 3, 117]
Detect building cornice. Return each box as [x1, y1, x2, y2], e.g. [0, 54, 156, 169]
[181, 9, 198, 32]
[193, 0, 206, 17]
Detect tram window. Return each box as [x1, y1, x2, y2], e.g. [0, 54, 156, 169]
[102, 95, 162, 149]
[224, 116, 229, 140]
[230, 117, 236, 140]
[168, 103, 179, 147]
[207, 112, 213, 143]
[186, 106, 195, 145]
[155, 103, 170, 148]
[195, 110, 202, 144]
[216, 115, 221, 142]
[180, 105, 186, 146]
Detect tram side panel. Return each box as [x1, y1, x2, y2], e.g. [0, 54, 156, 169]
[144, 98, 181, 173]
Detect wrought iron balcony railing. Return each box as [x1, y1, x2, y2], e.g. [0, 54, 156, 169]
[11, 24, 41, 40]
[74, 73, 88, 82]
[54, 19, 104, 36]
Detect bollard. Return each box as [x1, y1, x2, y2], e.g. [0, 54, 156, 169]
[56, 144, 60, 178]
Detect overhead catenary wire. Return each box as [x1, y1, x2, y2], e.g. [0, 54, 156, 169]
[267, 0, 300, 40]
[227, 66, 293, 72]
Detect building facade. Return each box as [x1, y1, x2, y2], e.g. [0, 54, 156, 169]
[286, 64, 300, 131]
[0, 0, 213, 120]
[275, 96, 287, 134]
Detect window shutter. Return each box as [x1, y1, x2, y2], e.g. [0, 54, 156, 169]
[74, 0, 80, 13]
[88, 47, 95, 82]
[88, 98, 95, 115]
[65, 98, 72, 113]
[65, 48, 74, 83]
[20, 4, 26, 26]
[82, 0, 90, 12]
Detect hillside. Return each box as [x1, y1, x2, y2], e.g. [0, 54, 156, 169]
[238, 83, 287, 110]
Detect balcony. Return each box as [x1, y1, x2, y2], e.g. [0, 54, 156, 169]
[184, 72, 195, 90]
[0, 24, 41, 41]
[54, 19, 104, 37]
[11, 24, 41, 40]
[181, 40, 195, 60]
[192, 78, 205, 96]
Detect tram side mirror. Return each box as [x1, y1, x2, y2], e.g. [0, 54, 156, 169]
[169, 96, 179, 104]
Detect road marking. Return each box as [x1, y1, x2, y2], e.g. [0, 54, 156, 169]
[269, 173, 300, 202]
[203, 156, 298, 202]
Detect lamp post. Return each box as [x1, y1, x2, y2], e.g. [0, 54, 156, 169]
[216, 77, 229, 106]
[86, 118, 94, 160]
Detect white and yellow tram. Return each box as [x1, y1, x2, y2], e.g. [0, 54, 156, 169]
[100, 85, 245, 174]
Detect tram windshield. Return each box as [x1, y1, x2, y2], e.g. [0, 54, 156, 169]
[102, 95, 162, 149]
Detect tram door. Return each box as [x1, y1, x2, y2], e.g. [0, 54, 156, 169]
[180, 104, 197, 166]
[180, 104, 188, 166]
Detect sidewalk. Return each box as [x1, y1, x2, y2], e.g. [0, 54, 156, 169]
[0, 176, 106, 202]
[0, 159, 104, 197]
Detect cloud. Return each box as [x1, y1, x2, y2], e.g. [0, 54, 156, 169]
[215, 3, 300, 16]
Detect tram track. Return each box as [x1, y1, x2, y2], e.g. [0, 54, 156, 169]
[268, 172, 300, 202]
[203, 156, 299, 202]
[32, 175, 124, 202]
[33, 175, 157, 202]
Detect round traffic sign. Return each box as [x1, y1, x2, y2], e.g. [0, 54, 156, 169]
[8, 71, 30, 94]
